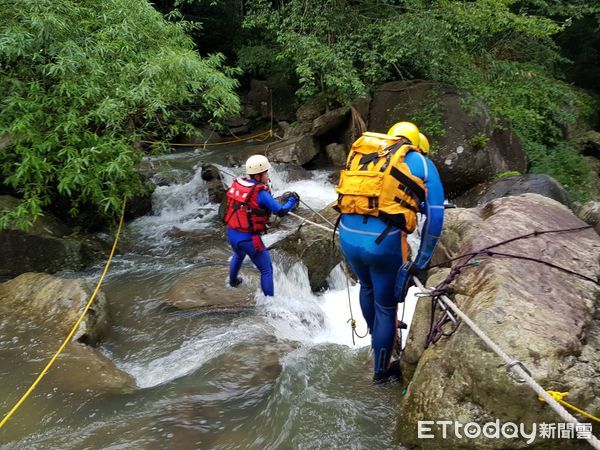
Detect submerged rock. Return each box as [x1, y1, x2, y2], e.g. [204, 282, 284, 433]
[0, 273, 109, 345]
[0, 273, 134, 392]
[164, 265, 259, 310]
[398, 194, 600, 449]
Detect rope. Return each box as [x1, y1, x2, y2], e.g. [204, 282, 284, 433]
[341, 260, 368, 344]
[299, 199, 337, 228]
[140, 129, 273, 147]
[0, 198, 127, 430]
[283, 211, 367, 342]
[429, 226, 597, 287]
[288, 211, 337, 233]
[540, 391, 600, 424]
[412, 277, 600, 450]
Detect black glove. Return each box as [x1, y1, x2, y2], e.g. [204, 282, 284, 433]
[277, 208, 290, 217]
[394, 261, 426, 302]
[290, 191, 300, 204]
[281, 191, 300, 210]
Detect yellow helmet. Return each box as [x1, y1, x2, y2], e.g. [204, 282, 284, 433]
[418, 133, 430, 154]
[387, 121, 420, 146]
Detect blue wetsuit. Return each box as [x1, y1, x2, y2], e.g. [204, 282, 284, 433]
[339, 151, 445, 374]
[228, 182, 296, 296]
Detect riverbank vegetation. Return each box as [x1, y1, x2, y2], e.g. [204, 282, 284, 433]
[1, 0, 598, 229]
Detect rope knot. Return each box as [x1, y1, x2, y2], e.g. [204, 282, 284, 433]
[541, 390, 568, 402]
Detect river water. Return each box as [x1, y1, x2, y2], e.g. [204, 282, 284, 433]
[1, 143, 421, 449]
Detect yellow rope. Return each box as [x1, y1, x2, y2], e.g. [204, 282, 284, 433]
[539, 391, 600, 423]
[140, 129, 273, 147]
[0, 198, 127, 429]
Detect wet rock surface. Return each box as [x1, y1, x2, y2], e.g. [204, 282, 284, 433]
[0, 273, 134, 392]
[398, 194, 600, 449]
[455, 174, 572, 208]
[0, 195, 104, 277]
[164, 265, 259, 310]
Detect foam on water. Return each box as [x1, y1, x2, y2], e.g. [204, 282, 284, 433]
[129, 166, 216, 244]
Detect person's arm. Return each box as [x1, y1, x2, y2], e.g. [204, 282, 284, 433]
[405, 151, 445, 269]
[257, 189, 296, 216]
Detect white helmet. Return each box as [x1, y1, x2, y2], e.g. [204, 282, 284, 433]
[246, 154, 271, 175]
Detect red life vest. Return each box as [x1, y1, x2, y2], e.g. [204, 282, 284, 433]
[224, 177, 271, 233]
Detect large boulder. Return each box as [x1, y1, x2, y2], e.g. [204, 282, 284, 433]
[455, 174, 571, 208]
[311, 106, 350, 137]
[0, 273, 134, 392]
[267, 134, 320, 166]
[272, 204, 342, 291]
[0, 273, 110, 345]
[368, 80, 527, 197]
[397, 194, 600, 449]
[0, 196, 102, 277]
[574, 201, 600, 236]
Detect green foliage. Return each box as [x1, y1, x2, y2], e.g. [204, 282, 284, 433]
[469, 134, 491, 151]
[242, 0, 598, 200]
[243, 0, 378, 104]
[496, 171, 522, 179]
[0, 0, 240, 229]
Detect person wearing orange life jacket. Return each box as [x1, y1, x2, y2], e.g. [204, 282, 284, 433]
[336, 122, 445, 384]
[224, 155, 299, 296]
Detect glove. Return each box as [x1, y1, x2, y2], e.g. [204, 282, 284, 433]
[290, 191, 300, 204]
[276, 208, 290, 217]
[394, 261, 426, 303]
[281, 191, 300, 210]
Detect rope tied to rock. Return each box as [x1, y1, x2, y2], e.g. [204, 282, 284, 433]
[540, 391, 600, 424]
[413, 278, 600, 450]
[423, 224, 598, 349]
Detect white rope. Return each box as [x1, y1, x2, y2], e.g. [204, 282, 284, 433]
[288, 211, 337, 234]
[413, 277, 600, 449]
[298, 199, 337, 228]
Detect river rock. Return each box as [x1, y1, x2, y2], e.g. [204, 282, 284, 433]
[368, 80, 526, 196]
[455, 174, 571, 208]
[0, 273, 134, 392]
[266, 134, 320, 166]
[574, 201, 600, 236]
[272, 203, 341, 291]
[397, 194, 600, 449]
[0, 273, 110, 345]
[312, 107, 350, 137]
[164, 265, 259, 310]
[0, 195, 103, 277]
[325, 143, 347, 167]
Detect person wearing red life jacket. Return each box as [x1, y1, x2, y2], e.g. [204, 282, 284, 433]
[223, 155, 299, 296]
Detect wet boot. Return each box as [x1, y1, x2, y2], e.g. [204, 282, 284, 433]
[229, 277, 243, 287]
[373, 360, 403, 385]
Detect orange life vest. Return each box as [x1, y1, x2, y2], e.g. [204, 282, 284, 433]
[336, 132, 426, 233]
[224, 177, 271, 233]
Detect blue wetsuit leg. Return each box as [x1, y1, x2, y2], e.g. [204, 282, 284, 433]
[228, 227, 274, 296]
[229, 245, 246, 284]
[339, 214, 405, 373]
